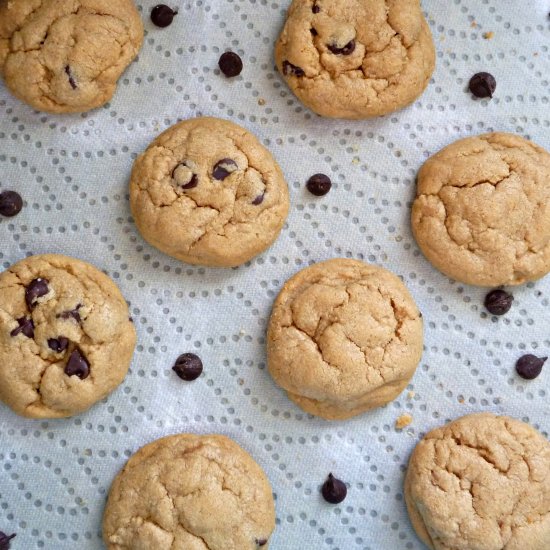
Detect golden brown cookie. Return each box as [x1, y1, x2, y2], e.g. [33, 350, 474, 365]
[0, 0, 143, 113]
[0, 254, 136, 418]
[103, 434, 276, 550]
[405, 413, 550, 550]
[267, 259, 423, 420]
[130, 117, 290, 268]
[412, 133, 550, 286]
[275, 0, 436, 119]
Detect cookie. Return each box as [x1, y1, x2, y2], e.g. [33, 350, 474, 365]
[0, 0, 143, 113]
[275, 0, 436, 119]
[267, 259, 423, 420]
[0, 254, 136, 418]
[130, 117, 290, 268]
[103, 434, 276, 549]
[412, 133, 550, 286]
[405, 413, 550, 550]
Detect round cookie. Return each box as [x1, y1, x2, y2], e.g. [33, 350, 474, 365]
[405, 413, 550, 550]
[0, 0, 143, 113]
[412, 133, 550, 286]
[275, 0, 436, 119]
[130, 117, 290, 268]
[103, 434, 276, 550]
[0, 254, 136, 418]
[267, 258, 423, 420]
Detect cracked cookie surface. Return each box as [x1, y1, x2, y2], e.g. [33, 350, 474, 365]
[130, 117, 290, 267]
[267, 259, 423, 420]
[0, 254, 136, 418]
[405, 413, 550, 550]
[274, 0, 435, 119]
[412, 133, 550, 286]
[0, 0, 143, 113]
[103, 433, 276, 550]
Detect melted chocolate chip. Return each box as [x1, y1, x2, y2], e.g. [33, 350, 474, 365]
[10, 317, 34, 338]
[48, 337, 69, 353]
[252, 192, 265, 205]
[0, 191, 23, 217]
[57, 304, 82, 323]
[212, 159, 238, 181]
[0, 532, 16, 550]
[65, 65, 77, 89]
[312, 2, 320, 13]
[64, 349, 90, 379]
[172, 164, 199, 189]
[151, 4, 177, 27]
[469, 72, 496, 98]
[307, 173, 332, 196]
[25, 278, 49, 309]
[321, 473, 347, 504]
[328, 39, 356, 55]
[516, 354, 547, 380]
[484, 289, 513, 315]
[282, 60, 305, 77]
[256, 539, 268, 547]
[310, 28, 318, 36]
[218, 51, 243, 78]
[173, 353, 203, 381]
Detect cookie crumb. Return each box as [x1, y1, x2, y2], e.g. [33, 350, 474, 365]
[483, 31, 494, 39]
[396, 414, 413, 430]
[471, 21, 477, 28]
[258, 98, 266, 106]
[407, 391, 415, 400]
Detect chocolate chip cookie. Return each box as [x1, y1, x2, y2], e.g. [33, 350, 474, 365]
[0, 0, 143, 113]
[267, 259, 423, 420]
[0, 254, 136, 418]
[130, 117, 290, 267]
[103, 434, 276, 549]
[275, 0, 436, 118]
[412, 133, 550, 286]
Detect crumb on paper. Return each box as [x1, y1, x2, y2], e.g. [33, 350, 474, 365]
[238, 378, 244, 386]
[352, 157, 360, 165]
[471, 21, 477, 28]
[458, 397, 465, 404]
[439, 34, 445, 42]
[483, 31, 494, 39]
[239, 328, 246, 336]
[407, 391, 415, 400]
[258, 98, 266, 106]
[396, 414, 413, 430]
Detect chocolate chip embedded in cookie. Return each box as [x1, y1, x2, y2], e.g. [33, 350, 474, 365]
[130, 117, 290, 267]
[275, 0, 436, 119]
[0, 254, 136, 418]
[103, 434, 276, 550]
[0, 0, 144, 113]
[412, 133, 550, 286]
[267, 259, 423, 420]
[405, 413, 550, 550]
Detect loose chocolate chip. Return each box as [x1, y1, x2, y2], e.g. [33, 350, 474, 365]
[256, 539, 268, 547]
[307, 173, 332, 196]
[65, 65, 77, 90]
[25, 278, 49, 309]
[469, 72, 496, 98]
[173, 353, 203, 381]
[321, 473, 347, 504]
[57, 304, 82, 323]
[0, 191, 23, 217]
[172, 163, 198, 189]
[64, 348, 90, 380]
[484, 289, 513, 315]
[282, 60, 305, 77]
[218, 52, 243, 78]
[312, 2, 320, 13]
[516, 354, 547, 380]
[328, 39, 356, 55]
[0, 532, 16, 550]
[213, 159, 238, 181]
[48, 337, 69, 353]
[10, 317, 34, 338]
[252, 192, 265, 205]
[151, 4, 177, 27]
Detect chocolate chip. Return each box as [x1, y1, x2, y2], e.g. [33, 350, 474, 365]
[173, 353, 203, 381]
[213, 159, 238, 181]
[218, 52, 243, 78]
[151, 4, 177, 27]
[57, 304, 82, 323]
[0, 532, 16, 550]
[64, 349, 90, 380]
[48, 337, 69, 353]
[306, 173, 332, 196]
[469, 72, 496, 98]
[484, 289, 513, 315]
[328, 39, 356, 55]
[10, 317, 34, 338]
[321, 473, 347, 504]
[252, 192, 265, 205]
[516, 354, 547, 380]
[256, 539, 268, 547]
[65, 65, 77, 89]
[25, 278, 49, 309]
[0, 191, 23, 217]
[312, 2, 320, 13]
[172, 163, 198, 189]
[282, 60, 305, 77]
[310, 28, 318, 36]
